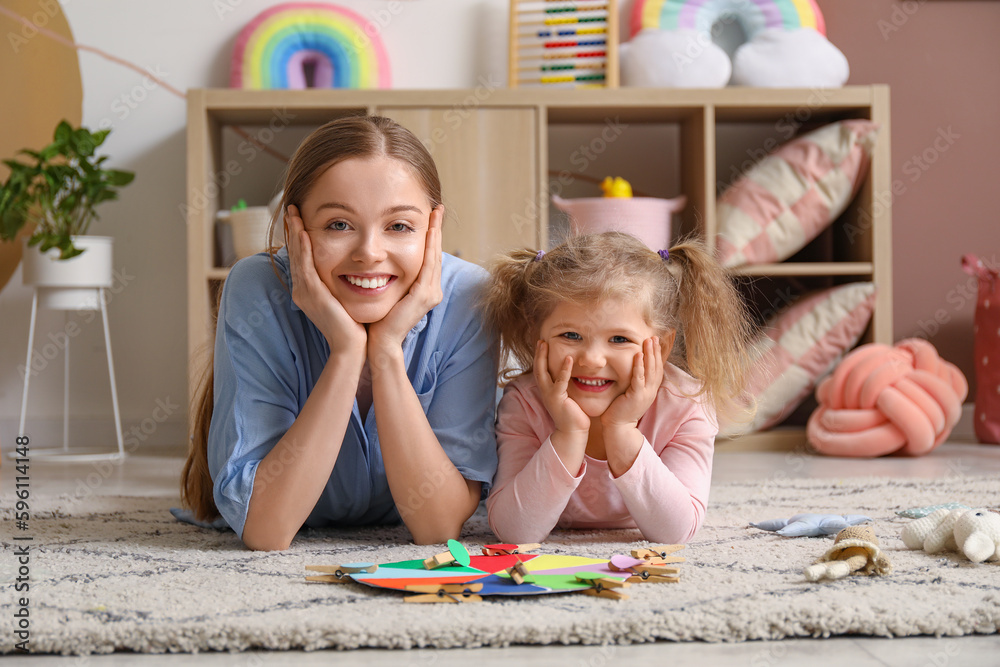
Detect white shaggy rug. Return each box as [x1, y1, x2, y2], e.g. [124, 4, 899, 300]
[2, 475, 999, 655]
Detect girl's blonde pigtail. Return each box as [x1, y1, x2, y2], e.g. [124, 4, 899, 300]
[669, 240, 755, 420]
[480, 249, 542, 381]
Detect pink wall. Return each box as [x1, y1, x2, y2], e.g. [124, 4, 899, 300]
[822, 0, 1000, 392]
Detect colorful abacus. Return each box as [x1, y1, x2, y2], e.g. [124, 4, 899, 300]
[508, 0, 619, 88]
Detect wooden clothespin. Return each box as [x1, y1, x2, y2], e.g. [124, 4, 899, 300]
[575, 572, 630, 600]
[505, 559, 534, 585]
[403, 583, 484, 603]
[482, 542, 542, 556]
[609, 555, 679, 583]
[623, 565, 680, 584]
[423, 551, 458, 569]
[423, 539, 472, 570]
[631, 544, 686, 565]
[304, 562, 377, 583]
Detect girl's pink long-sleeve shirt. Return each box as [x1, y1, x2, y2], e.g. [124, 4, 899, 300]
[486, 364, 717, 544]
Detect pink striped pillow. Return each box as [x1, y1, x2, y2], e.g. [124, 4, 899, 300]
[720, 282, 877, 437]
[716, 120, 879, 269]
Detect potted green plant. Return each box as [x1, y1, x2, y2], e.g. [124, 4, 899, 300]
[0, 120, 133, 308]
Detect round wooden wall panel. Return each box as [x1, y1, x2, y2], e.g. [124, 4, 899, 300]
[0, 0, 83, 293]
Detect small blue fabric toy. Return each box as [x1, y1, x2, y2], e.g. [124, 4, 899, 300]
[895, 502, 970, 519]
[751, 513, 872, 537]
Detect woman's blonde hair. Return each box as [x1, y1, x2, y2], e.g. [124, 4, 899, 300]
[181, 115, 442, 521]
[480, 231, 755, 419]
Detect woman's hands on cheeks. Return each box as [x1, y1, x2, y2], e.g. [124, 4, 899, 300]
[601, 336, 664, 431]
[367, 205, 444, 358]
[285, 205, 367, 356]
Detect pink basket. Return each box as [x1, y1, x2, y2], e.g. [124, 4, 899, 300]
[552, 194, 686, 252]
[963, 254, 1000, 444]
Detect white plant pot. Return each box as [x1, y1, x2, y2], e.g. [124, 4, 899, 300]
[229, 207, 275, 260]
[22, 236, 114, 310]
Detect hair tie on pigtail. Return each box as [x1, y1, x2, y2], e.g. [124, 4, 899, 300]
[658, 249, 670, 261]
[534, 250, 545, 262]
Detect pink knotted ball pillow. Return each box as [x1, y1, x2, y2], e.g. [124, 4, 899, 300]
[807, 338, 968, 457]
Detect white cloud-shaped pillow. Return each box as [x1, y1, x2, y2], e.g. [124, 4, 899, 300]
[621, 29, 731, 88]
[731, 28, 849, 88]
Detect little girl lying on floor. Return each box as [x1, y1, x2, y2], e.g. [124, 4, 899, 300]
[481, 232, 754, 544]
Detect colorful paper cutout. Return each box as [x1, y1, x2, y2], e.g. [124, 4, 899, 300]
[349, 550, 631, 597]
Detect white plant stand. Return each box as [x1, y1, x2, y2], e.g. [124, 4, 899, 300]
[14, 236, 125, 462]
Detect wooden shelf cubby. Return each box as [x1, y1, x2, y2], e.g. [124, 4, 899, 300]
[186, 86, 892, 449]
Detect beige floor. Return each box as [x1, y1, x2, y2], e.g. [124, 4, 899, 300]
[3, 440, 1000, 665]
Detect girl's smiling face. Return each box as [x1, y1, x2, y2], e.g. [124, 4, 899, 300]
[298, 156, 431, 324]
[539, 300, 659, 417]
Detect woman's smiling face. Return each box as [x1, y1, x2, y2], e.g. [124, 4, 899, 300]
[298, 156, 431, 324]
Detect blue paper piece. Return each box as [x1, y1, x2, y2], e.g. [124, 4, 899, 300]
[895, 503, 971, 519]
[472, 573, 563, 596]
[750, 513, 871, 537]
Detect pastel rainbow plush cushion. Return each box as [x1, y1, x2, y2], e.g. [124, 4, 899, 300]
[630, 0, 825, 39]
[716, 120, 879, 269]
[719, 282, 877, 437]
[230, 2, 390, 89]
[730, 27, 849, 88]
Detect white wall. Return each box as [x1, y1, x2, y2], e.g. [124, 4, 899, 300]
[0, 0, 526, 450]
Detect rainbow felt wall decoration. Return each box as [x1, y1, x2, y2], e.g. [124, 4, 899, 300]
[630, 0, 825, 39]
[230, 2, 390, 90]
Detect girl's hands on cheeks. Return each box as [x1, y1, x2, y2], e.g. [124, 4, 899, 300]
[367, 205, 444, 357]
[601, 336, 664, 431]
[285, 205, 366, 356]
[534, 340, 590, 436]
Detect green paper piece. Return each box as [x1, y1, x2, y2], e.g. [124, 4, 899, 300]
[448, 539, 471, 567]
[378, 558, 481, 573]
[525, 573, 599, 590]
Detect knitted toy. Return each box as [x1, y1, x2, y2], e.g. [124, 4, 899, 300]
[807, 338, 968, 457]
[901, 507, 964, 553]
[954, 510, 1000, 563]
[803, 525, 892, 581]
[751, 513, 871, 537]
[903, 508, 1000, 563]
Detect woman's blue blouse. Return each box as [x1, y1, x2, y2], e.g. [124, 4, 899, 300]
[207, 247, 499, 537]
